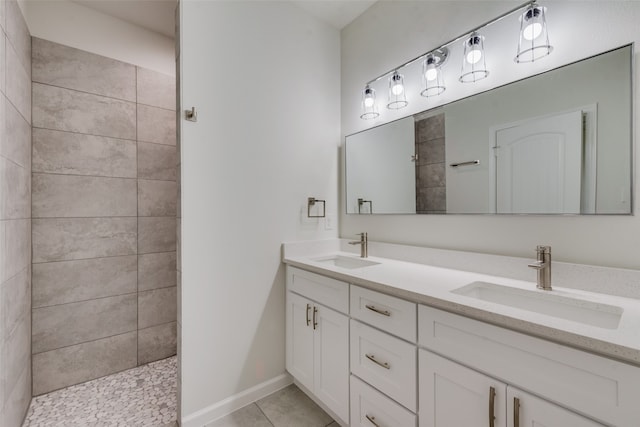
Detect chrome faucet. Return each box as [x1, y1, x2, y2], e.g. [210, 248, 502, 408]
[528, 245, 552, 291]
[349, 232, 368, 258]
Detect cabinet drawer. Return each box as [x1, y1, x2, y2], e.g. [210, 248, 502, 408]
[351, 285, 417, 342]
[287, 266, 348, 314]
[418, 305, 640, 426]
[350, 320, 417, 412]
[351, 375, 416, 427]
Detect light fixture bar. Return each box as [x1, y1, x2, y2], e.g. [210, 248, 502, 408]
[364, 1, 536, 86]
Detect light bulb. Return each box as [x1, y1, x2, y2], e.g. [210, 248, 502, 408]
[425, 66, 438, 81]
[466, 48, 482, 64]
[391, 82, 404, 95]
[523, 22, 543, 40]
[364, 95, 375, 108]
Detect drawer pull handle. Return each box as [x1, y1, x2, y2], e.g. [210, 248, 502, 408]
[514, 397, 520, 427]
[313, 306, 318, 330]
[306, 304, 311, 326]
[365, 353, 390, 370]
[489, 386, 496, 427]
[365, 414, 380, 427]
[365, 304, 391, 317]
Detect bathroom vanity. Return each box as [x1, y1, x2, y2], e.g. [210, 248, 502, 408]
[283, 239, 640, 427]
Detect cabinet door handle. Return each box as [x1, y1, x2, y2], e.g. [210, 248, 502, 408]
[365, 353, 390, 370]
[365, 304, 391, 317]
[513, 397, 520, 427]
[489, 386, 496, 427]
[305, 304, 311, 326]
[313, 306, 318, 330]
[365, 414, 380, 427]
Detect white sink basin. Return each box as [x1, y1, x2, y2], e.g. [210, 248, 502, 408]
[312, 255, 380, 269]
[452, 281, 623, 329]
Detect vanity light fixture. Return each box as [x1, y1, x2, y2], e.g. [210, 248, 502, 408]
[421, 49, 448, 97]
[515, 4, 552, 63]
[360, 85, 380, 119]
[358, 1, 554, 119]
[459, 32, 489, 83]
[387, 71, 408, 109]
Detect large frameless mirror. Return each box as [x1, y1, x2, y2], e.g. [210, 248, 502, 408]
[345, 45, 633, 215]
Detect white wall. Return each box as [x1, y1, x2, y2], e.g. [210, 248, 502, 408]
[341, 1, 640, 269]
[20, 0, 175, 75]
[180, 0, 339, 424]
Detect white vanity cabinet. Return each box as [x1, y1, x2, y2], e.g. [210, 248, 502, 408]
[419, 350, 507, 427]
[350, 285, 418, 426]
[419, 350, 603, 427]
[285, 267, 349, 423]
[418, 305, 640, 426]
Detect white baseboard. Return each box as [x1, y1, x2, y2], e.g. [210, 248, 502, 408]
[180, 373, 292, 427]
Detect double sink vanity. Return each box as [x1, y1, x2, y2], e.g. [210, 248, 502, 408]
[282, 238, 640, 427]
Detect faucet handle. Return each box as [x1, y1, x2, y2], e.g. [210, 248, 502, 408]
[535, 245, 551, 254]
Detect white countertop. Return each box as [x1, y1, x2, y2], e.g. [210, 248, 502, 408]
[282, 240, 640, 366]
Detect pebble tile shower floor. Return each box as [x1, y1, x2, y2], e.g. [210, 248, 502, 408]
[22, 357, 177, 427]
[21, 355, 337, 427]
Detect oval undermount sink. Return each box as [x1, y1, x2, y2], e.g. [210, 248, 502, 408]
[452, 281, 623, 329]
[312, 255, 380, 269]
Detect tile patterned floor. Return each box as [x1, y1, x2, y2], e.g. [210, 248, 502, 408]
[205, 384, 337, 427]
[22, 356, 177, 427]
[21, 356, 334, 427]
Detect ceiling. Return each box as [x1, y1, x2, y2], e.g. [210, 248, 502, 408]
[72, 0, 376, 39]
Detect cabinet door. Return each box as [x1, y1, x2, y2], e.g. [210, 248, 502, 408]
[314, 304, 350, 423]
[419, 350, 506, 427]
[286, 291, 314, 392]
[507, 387, 605, 427]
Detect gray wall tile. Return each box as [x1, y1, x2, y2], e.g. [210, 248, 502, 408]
[0, 362, 30, 427]
[5, 0, 30, 75]
[32, 293, 137, 354]
[137, 67, 176, 111]
[0, 0, 5, 33]
[176, 272, 181, 323]
[32, 173, 137, 218]
[138, 252, 176, 292]
[2, 97, 31, 168]
[0, 156, 30, 219]
[6, 40, 30, 123]
[138, 179, 177, 217]
[138, 217, 176, 254]
[33, 256, 137, 308]
[138, 141, 176, 181]
[137, 322, 176, 365]
[176, 218, 181, 272]
[32, 217, 137, 263]
[0, 219, 30, 283]
[32, 331, 137, 395]
[0, 33, 6, 94]
[32, 83, 136, 140]
[137, 104, 176, 146]
[138, 286, 177, 329]
[1, 312, 30, 403]
[0, 266, 29, 340]
[32, 38, 136, 101]
[32, 128, 136, 178]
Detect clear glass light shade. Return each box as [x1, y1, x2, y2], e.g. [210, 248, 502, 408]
[421, 55, 446, 97]
[515, 5, 552, 63]
[387, 71, 408, 109]
[360, 85, 379, 120]
[460, 33, 489, 83]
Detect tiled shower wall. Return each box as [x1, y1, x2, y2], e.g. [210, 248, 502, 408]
[0, 1, 32, 425]
[415, 113, 446, 213]
[31, 38, 177, 395]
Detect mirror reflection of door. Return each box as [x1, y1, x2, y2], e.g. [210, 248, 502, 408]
[492, 110, 583, 214]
